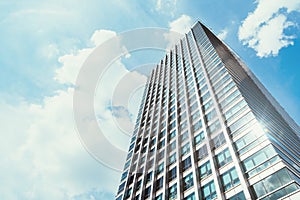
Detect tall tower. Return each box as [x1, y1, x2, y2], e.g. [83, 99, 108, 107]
[115, 22, 300, 200]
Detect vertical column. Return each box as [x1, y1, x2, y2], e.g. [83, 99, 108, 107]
[191, 22, 252, 199]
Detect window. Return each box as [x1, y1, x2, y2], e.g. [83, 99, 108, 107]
[180, 121, 188, 131]
[150, 138, 156, 147]
[212, 132, 226, 149]
[221, 167, 240, 191]
[216, 148, 232, 167]
[202, 181, 217, 200]
[170, 106, 176, 112]
[190, 102, 198, 112]
[182, 156, 192, 171]
[136, 180, 142, 190]
[205, 109, 217, 122]
[193, 120, 203, 132]
[158, 139, 165, 149]
[121, 171, 128, 182]
[156, 177, 164, 191]
[116, 195, 122, 200]
[169, 121, 176, 130]
[234, 129, 263, 152]
[146, 171, 153, 183]
[213, 73, 230, 91]
[133, 194, 140, 200]
[261, 183, 299, 200]
[124, 159, 131, 169]
[128, 175, 134, 185]
[169, 140, 176, 152]
[216, 80, 235, 98]
[183, 172, 194, 190]
[148, 159, 154, 168]
[181, 143, 190, 156]
[224, 100, 247, 120]
[188, 87, 195, 96]
[199, 160, 212, 179]
[169, 153, 176, 165]
[159, 130, 166, 140]
[194, 131, 205, 145]
[201, 92, 210, 102]
[227, 191, 246, 200]
[189, 94, 197, 104]
[157, 162, 164, 175]
[126, 150, 133, 160]
[191, 111, 201, 121]
[207, 120, 221, 134]
[118, 182, 126, 194]
[220, 89, 240, 109]
[125, 187, 132, 199]
[196, 145, 208, 161]
[181, 131, 189, 142]
[229, 112, 255, 134]
[184, 192, 196, 200]
[144, 186, 151, 199]
[252, 168, 294, 198]
[158, 150, 164, 161]
[203, 99, 213, 112]
[200, 84, 208, 94]
[168, 167, 177, 181]
[242, 145, 278, 177]
[155, 194, 163, 200]
[169, 112, 176, 121]
[168, 184, 177, 200]
[179, 112, 187, 122]
[169, 130, 176, 141]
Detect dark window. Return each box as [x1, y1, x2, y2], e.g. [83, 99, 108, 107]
[118, 182, 125, 194]
[181, 142, 190, 156]
[144, 186, 151, 199]
[182, 156, 192, 171]
[168, 167, 177, 181]
[146, 171, 153, 183]
[196, 145, 208, 161]
[212, 132, 226, 149]
[135, 180, 142, 190]
[156, 177, 164, 191]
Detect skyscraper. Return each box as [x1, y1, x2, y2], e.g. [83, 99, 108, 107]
[115, 22, 300, 200]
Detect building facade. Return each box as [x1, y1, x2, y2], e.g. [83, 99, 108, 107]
[115, 22, 300, 200]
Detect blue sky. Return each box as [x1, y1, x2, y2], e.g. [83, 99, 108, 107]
[0, 0, 300, 199]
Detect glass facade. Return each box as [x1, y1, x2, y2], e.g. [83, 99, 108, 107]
[115, 22, 300, 200]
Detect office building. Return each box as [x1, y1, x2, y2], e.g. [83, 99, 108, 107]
[115, 21, 300, 200]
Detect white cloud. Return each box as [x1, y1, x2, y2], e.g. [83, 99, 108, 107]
[155, 0, 178, 16]
[238, 0, 300, 57]
[217, 29, 228, 40]
[90, 30, 116, 46]
[164, 14, 192, 49]
[55, 30, 117, 85]
[0, 29, 147, 199]
[0, 89, 119, 200]
[169, 14, 193, 34]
